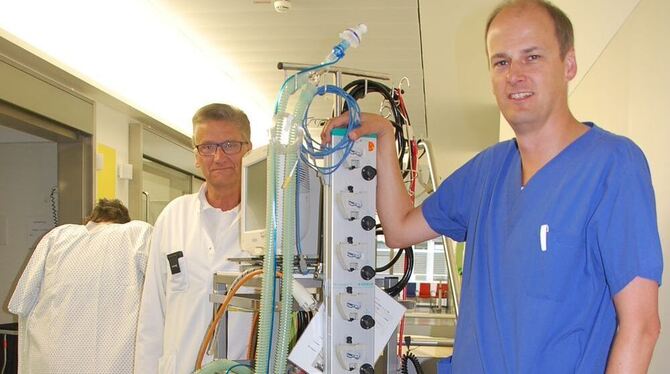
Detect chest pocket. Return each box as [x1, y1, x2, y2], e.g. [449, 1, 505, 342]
[166, 254, 189, 293]
[525, 228, 583, 302]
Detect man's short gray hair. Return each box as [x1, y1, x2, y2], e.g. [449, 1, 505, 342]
[192, 103, 251, 145]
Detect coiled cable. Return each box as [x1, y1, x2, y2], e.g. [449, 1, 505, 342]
[401, 352, 424, 374]
[49, 186, 58, 226]
[340, 79, 413, 177]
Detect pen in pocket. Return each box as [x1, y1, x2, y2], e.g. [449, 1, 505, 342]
[540, 224, 549, 252]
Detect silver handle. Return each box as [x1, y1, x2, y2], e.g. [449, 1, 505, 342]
[141, 191, 150, 222]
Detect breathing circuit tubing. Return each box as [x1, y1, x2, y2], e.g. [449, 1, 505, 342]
[254, 24, 367, 374]
[299, 84, 361, 175]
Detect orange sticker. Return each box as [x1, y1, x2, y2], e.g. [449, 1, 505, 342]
[368, 141, 375, 152]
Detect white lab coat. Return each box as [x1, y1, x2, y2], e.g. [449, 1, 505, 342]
[134, 186, 253, 374]
[8, 220, 153, 374]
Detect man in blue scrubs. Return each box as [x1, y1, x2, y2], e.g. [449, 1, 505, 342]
[323, 0, 663, 372]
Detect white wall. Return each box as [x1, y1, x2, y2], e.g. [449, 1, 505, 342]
[95, 102, 131, 206]
[0, 142, 57, 323]
[567, 0, 670, 371]
[419, 0, 500, 181]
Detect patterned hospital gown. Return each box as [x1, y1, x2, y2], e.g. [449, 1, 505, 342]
[8, 221, 152, 374]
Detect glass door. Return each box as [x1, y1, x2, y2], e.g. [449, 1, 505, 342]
[141, 158, 192, 225]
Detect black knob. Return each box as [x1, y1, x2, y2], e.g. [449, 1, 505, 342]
[346, 336, 353, 344]
[361, 216, 376, 231]
[361, 166, 377, 181]
[347, 236, 354, 244]
[346, 286, 353, 294]
[360, 363, 374, 374]
[360, 315, 375, 329]
[360, 266, 376, 281]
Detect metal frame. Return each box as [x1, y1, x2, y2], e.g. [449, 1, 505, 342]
[418, 141, 460, 318]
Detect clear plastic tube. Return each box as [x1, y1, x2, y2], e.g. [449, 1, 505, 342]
[273, 143, 298, 374]
[256, 112, 297, 373]
[253, 138, 279, 374]
[256, 25, 367, 373]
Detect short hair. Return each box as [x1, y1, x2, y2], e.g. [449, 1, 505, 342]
[485, 0, 574, 58]
[191, 103, 251, 145]
[86, 199, 131, 224]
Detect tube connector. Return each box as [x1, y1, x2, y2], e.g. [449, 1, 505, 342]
[340, 24, 367, 49]
[292, 279, 317, 311]
[324, 24, 368, 63]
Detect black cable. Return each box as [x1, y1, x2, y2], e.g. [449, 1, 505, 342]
[375, 247, 406, 273]
[49, 186, 58, 226]
[296, 311, 308, 339]
[301, 311, 308, 337]
[401, 352, 424, 374]
[385, 247, 414, 298]
[416, 139, 427, 160]
[340, 79, 410, 175]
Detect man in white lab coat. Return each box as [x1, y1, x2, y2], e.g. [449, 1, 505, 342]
[8, 198, 152, 374]
[134, 103, 254, 374]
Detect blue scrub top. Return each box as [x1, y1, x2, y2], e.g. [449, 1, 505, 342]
[422, 123, 663, 373]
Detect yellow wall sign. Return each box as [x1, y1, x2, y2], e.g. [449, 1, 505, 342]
[96, 143, 116, 200]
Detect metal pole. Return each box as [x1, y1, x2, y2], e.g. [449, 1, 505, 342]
[404, 338, 454, 347]
[418, 141, 460, 318]
[334, 71, 342, 116]
[277, 62, 391, 81]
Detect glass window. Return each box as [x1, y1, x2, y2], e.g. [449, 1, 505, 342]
[376, 236, 452, 285]
[141, 158, 193, 224]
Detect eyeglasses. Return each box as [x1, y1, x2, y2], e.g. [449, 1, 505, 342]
[194, 140, 249, 156]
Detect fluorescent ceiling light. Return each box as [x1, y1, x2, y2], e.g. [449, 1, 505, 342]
[0, 0, 272, 144]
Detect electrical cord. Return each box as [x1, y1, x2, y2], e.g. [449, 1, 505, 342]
[1, 333, 7, 374]
[375, 247, 407, 273]
[340, 79, 410, 175]
[395, 84, 420, 355]
[247, 311, 259, 360]
[49, 186, 58, 227]
[298, 311, 311, 339]
[385, 247, 414, 298]
[195, 269, 282, 371]
[401, 352, 424, 374]
[212, 266, 264, 355]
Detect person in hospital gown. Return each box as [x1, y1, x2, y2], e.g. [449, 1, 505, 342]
[8, 198, 152, 374]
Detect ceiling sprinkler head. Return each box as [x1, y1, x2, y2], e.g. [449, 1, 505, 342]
[273, 0, 291, 13]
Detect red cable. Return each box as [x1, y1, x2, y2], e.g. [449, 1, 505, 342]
[394, 87, 419, 357]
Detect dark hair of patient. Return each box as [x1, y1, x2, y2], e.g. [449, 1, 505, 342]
[85, 198, 131, 224]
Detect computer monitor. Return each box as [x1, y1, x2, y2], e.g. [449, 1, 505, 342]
[240, 145, 321, 257]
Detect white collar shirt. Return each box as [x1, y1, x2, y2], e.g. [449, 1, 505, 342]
[135, 184, 251, 374]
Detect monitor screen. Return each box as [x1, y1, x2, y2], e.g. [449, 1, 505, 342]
[244, 158, 267, 232]
[241, 145, 321, 257]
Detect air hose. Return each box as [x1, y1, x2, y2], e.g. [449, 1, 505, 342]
[254, 24, 368, 374]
